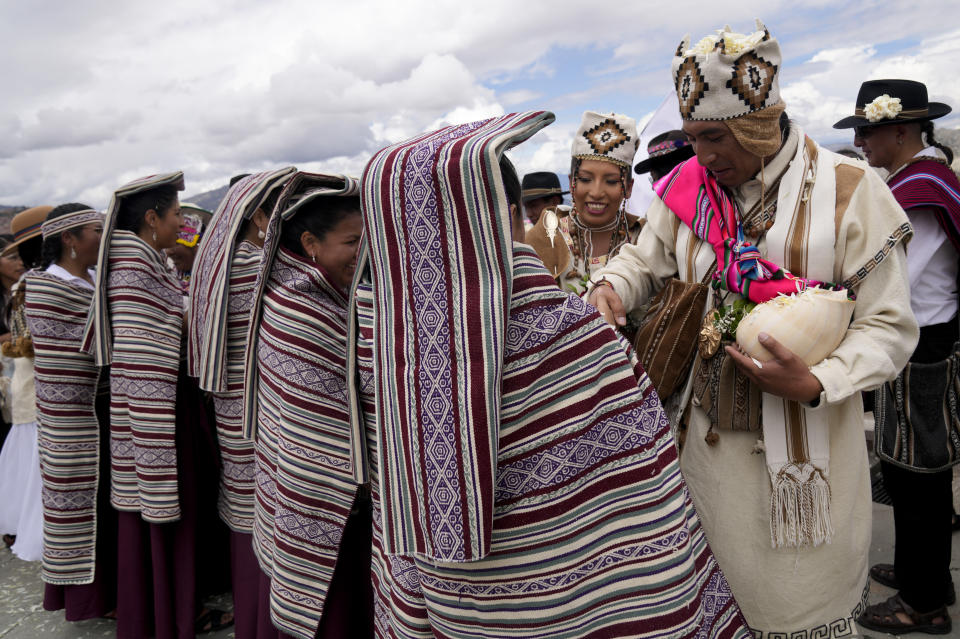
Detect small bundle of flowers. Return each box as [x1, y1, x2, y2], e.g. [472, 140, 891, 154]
[864, 94, 903, 122]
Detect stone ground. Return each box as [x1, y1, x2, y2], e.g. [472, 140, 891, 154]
[0, 549, 234, 639]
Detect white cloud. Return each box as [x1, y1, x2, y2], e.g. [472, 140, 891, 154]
[0, 1, 957, 205]
[782, 29, 960, 144]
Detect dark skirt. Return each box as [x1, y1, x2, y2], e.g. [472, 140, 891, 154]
[232, 529, 282, 639]
[114, 373, 230, 639]
[260, 493, 373, 639]
[42, 390, 118, 620]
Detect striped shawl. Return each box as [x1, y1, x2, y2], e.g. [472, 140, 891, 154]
[24, 270, 102, 585]
[354, 243, 750, 638]
[242, 172, 365, 639]
[188, 166, 295, 391]
[360, 111, 552, 563]
[188, 167, 295, 532]
[887, 158, 960, 250]
[82, 172, 185, 523]
[98, 231, 184, 522]
[354, 111, 750, 637]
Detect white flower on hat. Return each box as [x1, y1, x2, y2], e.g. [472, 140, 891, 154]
[722, 30, 765, 55]
[688, 35, 719, 56]
[685, 28, 765, 56]
[864, 94, 903, 122]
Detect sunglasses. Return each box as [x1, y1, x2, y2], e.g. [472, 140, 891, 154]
[853, 125, 883, 139]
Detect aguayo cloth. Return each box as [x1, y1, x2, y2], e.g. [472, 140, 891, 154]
[24, 270, 102, 585]
[82, 171, 186, 524]
[242, 172, 365, 639]
[355, 111, 750, 638]
[188, 167, 295, 532]
[887, 158, 960, 251]
[658, 157, 841, 304]
[595, 125, 918, 636]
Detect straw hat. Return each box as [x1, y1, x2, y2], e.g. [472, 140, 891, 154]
[3, 205, 53, 256]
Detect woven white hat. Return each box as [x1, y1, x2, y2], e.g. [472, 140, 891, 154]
[571, 111, 639, 169]
[672, 19, 782, 121]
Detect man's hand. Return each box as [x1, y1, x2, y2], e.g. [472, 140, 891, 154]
[725, 332, 823, 403]
[588, 285, 626, 327]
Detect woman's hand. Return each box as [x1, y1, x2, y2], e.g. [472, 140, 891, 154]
[725, 332, 823, 403]
[588, 285, 626, 327]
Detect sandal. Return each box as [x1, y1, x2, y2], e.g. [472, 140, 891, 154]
[195, 608, 234, 634]
[858, 594, 952, 635]
[3, 534, 15, 548]
[869, 563, 956, 606]
[870, 563, 899, 589]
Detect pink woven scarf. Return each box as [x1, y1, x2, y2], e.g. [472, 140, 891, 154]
[657, 158, 840, 303]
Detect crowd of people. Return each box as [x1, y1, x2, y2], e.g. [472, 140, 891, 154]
[0, 20, 959, 639]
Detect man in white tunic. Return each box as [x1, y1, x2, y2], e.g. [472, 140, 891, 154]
[589, 21, 918, 639]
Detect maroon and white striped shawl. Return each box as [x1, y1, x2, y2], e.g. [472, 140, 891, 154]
[241, 172, 366, 639]
[24, 269, 102, 585]
[353, 111, 750, 637]
[82, 172, 187, 523]
[187, 167, 295, 532]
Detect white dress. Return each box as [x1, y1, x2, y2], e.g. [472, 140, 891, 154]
[0, 274, 66, 562]
[0, 353, 42, 561]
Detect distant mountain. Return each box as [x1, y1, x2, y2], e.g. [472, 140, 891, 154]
[0, 206, 26, 234]
[183, 184, 229, 213]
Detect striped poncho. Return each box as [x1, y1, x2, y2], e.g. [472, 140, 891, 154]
[887, 157, 960, 250]
[188, 167, 295, 531]
[354, 111, 751, 638]
[82, 171, 186, 524]
[24, 270, 102, 585]
[242, 172, 366, 639]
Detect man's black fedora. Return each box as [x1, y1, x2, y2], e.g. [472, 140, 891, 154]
[833, 79, 951, 129]
[634, 130, 694, 175]
[521, 172, 568, 203]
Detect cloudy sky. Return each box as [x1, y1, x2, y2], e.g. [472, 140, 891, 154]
[1, 0, 958, 207]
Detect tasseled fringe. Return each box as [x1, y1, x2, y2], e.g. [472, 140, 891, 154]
[770, 462, 833, 549]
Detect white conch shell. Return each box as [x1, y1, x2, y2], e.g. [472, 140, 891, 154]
[543, 208, 560, 247]
[735, 288, 855, 366]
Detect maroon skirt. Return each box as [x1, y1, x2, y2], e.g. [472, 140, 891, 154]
[114, 372, 230, 639]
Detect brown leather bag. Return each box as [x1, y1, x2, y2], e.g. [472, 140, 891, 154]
[633, 272, 712, 400]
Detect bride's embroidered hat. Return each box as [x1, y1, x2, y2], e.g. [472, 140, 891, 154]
[672, 19, 782, 122]
[571, 111, 639, 169]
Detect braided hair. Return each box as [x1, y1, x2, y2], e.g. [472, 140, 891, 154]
[921, 121, 955, 164]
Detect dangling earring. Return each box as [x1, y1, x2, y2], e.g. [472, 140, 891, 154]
[70, 247, 77, 260]
[258, 229, 266, 240]
[152, 229, 157, 243]
[312, 253, 318, 264]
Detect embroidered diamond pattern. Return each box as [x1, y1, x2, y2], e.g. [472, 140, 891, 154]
[676, 57, 709, 119]
[401, 119, 488, 559]
[582, 119, 631, 156]
[726, 52, 777, 110]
